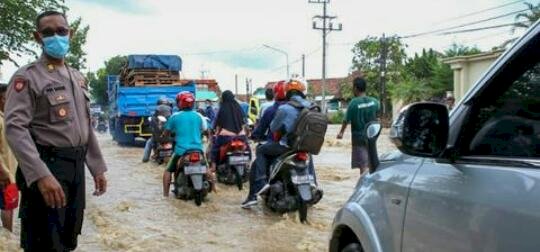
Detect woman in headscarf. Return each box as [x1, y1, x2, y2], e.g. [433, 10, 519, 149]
[211, 90, 251, 171]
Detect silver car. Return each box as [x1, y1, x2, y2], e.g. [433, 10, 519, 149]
[330, 22, 540, 252]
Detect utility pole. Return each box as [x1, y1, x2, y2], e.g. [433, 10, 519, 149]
[245, 78, 250, 101]
[310, 0, 342, 113]
[301, 54, 306, 78]
[379, 33, 388, 118]
[235, 74, 238, 97]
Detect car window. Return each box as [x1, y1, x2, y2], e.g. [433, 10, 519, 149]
[466, 60, 540, 158]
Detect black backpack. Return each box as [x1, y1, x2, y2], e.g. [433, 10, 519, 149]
[287, 101, 328, 155]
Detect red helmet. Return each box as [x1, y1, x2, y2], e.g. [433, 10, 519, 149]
[176, 91, 195, 109]
[273, 80, 287, 101]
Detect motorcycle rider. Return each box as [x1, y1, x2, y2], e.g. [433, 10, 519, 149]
[162, 92, 209, 197]
[210, 91, 251, 174]
[143, 97, 173, 162]
[241, 79, 318, 208]
[242, 81, 287, 207]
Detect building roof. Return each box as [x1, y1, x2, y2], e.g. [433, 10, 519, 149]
[307, 78, 344, 97]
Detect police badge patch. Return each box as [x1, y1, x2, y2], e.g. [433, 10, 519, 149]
[13, 78, 26, 92]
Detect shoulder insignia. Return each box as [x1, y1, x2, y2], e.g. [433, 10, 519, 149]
[13, 77, 27, 92]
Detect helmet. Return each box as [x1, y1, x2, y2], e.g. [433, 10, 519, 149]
[157, 97, 169, 106]
[285, 79, 306, 95]
[273, 80, 287, 101]
[175, 91, 195, 109]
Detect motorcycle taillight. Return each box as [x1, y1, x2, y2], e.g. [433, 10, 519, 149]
[230, 140, 245, 151]
[295, 152, 308, 161]
[189, 152, 201, 163]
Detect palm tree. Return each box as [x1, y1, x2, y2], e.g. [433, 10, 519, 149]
[514, 2, 540, 30]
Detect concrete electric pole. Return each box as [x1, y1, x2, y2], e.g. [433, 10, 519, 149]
[379, 33, 388, 118]
[309, 0, 342, 113]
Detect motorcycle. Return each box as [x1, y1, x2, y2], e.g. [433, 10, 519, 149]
[153, 115, 174, 165]
[173, 150, 210, 206]
[216, 138, 251, 190]
[97, 121, 108, 133]
[258, 151, 323, 223]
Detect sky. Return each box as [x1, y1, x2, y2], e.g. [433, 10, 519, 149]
[1, 0, 537, 92]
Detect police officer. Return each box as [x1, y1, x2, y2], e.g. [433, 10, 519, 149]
[4, 11, 108, 251]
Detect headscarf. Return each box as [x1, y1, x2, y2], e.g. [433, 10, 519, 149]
[215, 90, 245, 134]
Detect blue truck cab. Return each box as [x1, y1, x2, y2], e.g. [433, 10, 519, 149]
[107, 75, 195, 145]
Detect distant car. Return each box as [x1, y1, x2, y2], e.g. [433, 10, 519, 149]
[330, 22, 540, 252]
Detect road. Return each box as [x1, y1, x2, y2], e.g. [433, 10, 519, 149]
[0, 125, 395, 252]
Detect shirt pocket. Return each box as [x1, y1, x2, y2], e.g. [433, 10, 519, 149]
[46, 91, 73, 123]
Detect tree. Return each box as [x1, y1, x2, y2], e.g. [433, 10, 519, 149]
[348, 35, 407, 119]
[514, 2, 540, 30]
[390, 44, 482, 104]
[65, 17, 90, 70]
[0, 0, 66, 66]
[89, 55, 127, 106]
[444, 43, 482, 57]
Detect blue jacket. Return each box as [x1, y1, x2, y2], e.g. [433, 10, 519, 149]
[270, 96, 311, 146]
[252, 101, 286, 142]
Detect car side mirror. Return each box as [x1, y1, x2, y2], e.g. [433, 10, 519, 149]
[390, 102, 449, 157]
[366, 121, 382, 173]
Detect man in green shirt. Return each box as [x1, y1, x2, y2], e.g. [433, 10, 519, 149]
[337, 77, 380, 175]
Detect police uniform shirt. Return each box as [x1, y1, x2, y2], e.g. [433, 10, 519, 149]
[4, 55, 107, 186]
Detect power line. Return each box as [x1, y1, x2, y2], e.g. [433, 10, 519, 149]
[437, 22, 519, 35]
[434, 0, 526, 25]
[268, 47, 321, 73]
[402, 9, 528, 38]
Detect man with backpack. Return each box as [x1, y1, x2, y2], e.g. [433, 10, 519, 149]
[241, 79, 324, 208]
[337, 77, 380, 175]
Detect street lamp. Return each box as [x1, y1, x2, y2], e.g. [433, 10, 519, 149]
[263, 44, 289, 79]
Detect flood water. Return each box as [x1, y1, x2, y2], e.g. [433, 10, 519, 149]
[0, 126, 395, 252]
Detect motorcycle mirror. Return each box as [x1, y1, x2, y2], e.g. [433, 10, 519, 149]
[366, 122, 382, 140]
[157, 115, 167, 123]
[365, 121, 382, 173]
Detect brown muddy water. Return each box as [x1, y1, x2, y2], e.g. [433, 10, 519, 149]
[0, 126, 395, 252]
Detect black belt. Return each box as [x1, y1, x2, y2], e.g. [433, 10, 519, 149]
[36, 145, 88, 161]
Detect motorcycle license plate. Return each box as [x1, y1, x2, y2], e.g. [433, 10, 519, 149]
[228, 155, 249, 165]
[291, 174, 314, 184]
[184, 165, 207, 175]
[159, 150, 173, 157]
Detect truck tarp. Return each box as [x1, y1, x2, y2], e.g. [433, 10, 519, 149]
[127, 55, 182, 71]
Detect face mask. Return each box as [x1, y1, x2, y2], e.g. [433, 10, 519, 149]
[42, 35, 70, 59]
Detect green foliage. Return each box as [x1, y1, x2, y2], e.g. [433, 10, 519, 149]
[0, 0, 67, 65]
[88, 55, 127, 106]
[65, 17, 89, 70]
[329, 110, 345, 124]
[389, 44, 482, 104]
[444, 43, 482, 57]
[349, 35, 407, 118]
[514, 2, 540, 29]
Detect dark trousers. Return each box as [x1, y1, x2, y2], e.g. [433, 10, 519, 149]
[17, 146, 87, 252]
[247, 142, 318, 199]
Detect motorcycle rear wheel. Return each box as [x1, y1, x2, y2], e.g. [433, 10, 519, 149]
[234, 167, 243, 191]
[298, 199, 308, 223]
[194, 191, 203, 206]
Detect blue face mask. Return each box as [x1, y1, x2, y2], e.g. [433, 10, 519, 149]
[42, 35, 70, 59]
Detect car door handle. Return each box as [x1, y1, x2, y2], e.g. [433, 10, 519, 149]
[391, 198, 402, 205]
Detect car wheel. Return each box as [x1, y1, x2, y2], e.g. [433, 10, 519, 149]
[342, 243, 362, 252]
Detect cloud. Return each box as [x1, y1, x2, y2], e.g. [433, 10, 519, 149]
[205, 49, 280, 70]
[72, 0, 152, 14]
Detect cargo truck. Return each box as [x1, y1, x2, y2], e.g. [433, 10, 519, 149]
[108, 55, 196, 145]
